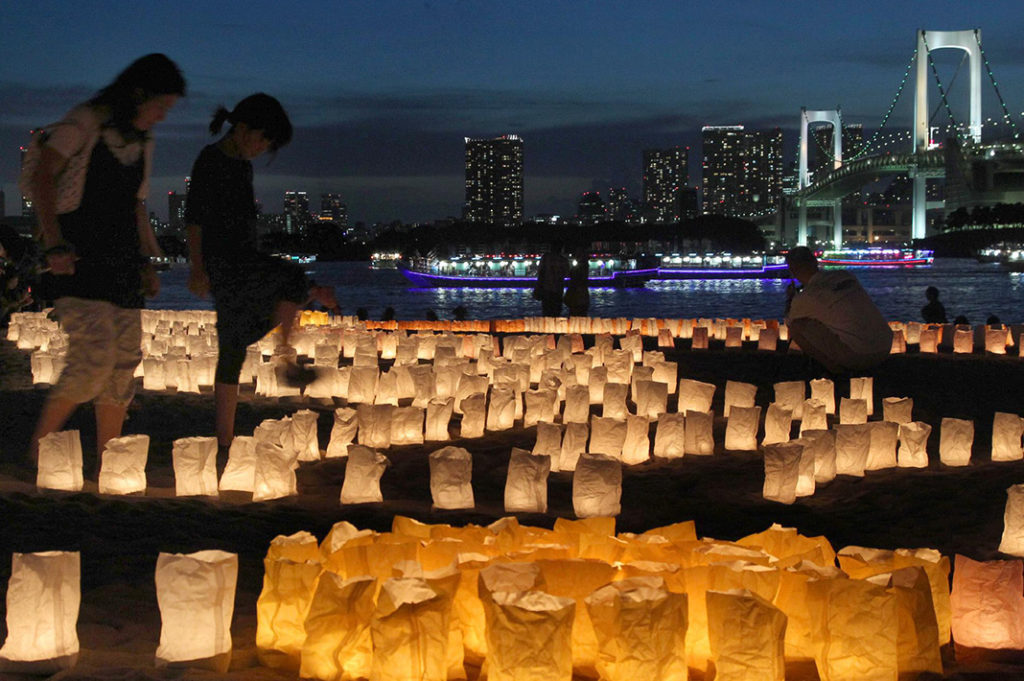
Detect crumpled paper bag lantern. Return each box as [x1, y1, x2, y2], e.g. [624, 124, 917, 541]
[773, 380, 806, 419]
[950, 553, 1024, 649]
[371, 577, 451, 681]
[634, 380, 668, 420]
[800, 428, 836, 483]
[300, 574, 376, 681]
[589, 416, 627, 458]
[563, 384, 591, 425]
[560, 422, 589, 472]
[724, 380, 757, 417]
[849, 376, 874, 415]
[763, 441, 803, 504]
[357, 404, 394, 449]
[487, 386, 517, 431]
[953, 327, 974, 353]
[426, 397, 454, 441]
[897, 422, 932, 468]
[325, 407, 358, 458]
[939, 417, 974, 466]
[257, 556, 323, 670]
[808, 576, 898, 681]
[919, 327, 939, 353]
[36, 430, 83, 492]
[460, 393, 486, 439]
[391, 406, 425, 446]
[455, 374, 489, 415]
[484, 589, 576, 681]
[429, 446, 475, 510]
[706, 588, 786, 681]
[584, 577, 688, 681]
[219, 436, 256, 492]
[588, 366, 608, 405]
[799, 398, 828, 434]
[505, 447, 550, 513]
[999, 484, 1024, 557]
[142, 357, 166, 390]
[758, 327, 779, 351]
[98, 433, 149, 495]
[691, 326, 709, 349]
[809, 378, 836, 415]
[992, 412, 1024, 462]
[375, 368, 400, 406]
[602, 382, 629, 419]
[882, 397, 914, 424]
[155, 550, 237, 670]
[678, 378, 716, 414]
[290, 409, 321, 462]
[172, 436, 219, 497]
[533, 422, 563, 465]
[622, 414, 650, 465]
[651, 361, 678, 394]
[865, 421, 899, 471]
[725, 405, 761, 451]
[653, 412, 686, 459]
[253, 440, 299, 502]
[685, 409, 715, 455]
[573, 453, 622, 518]
[762, 403, 793, 446]
[839, 397, 867, 425]
[524, 389, 558, 427]
[0, 551, 80, 674]
[834, 423, 871, 477]
[347, 366, 379, 404]
[873, 566, 943, 677]
[341, 445, 389, 504]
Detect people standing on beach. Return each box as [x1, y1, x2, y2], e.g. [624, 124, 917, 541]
[563, 248, 590, 317]
[185, 93, 337, 449]
[921, 285, 948, 323]
[784, 246, 893, 375]
[28, 54, 185, 463]
[535, 241, 570, 317]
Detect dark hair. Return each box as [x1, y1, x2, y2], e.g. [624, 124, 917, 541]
[785, 246, 817, 267]
[926, 286, 939, 299]
[209, 93, 293, 151]
[90, 54, 185, 139]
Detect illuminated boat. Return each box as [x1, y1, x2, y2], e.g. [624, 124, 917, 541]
[978, 246, 1024, 271]
[654, 252, 790, 280]
[396, 254, 656, 288]
[370, 251, 400, 269]
[817, 247, 933, 268]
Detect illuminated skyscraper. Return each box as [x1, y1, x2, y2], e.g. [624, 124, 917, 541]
[168, 191, 186, 235]
[643, 147, 689, 222]
[701, 125, 783, 218]
[464, 135, 523, 225]
[812, 123, 865, 179]
[320, 193, 348, 227]
[19, 144, 34, 219]
[283, 190, 310, 234]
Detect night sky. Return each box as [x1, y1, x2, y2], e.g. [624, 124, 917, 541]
[2, 1, 1022, 224]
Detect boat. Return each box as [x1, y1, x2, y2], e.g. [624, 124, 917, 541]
[370, 251, 401, 269]
[816, 247, 933, 268]
[396, 254, 656, 288]
[654, 253, 790, 280]
[977, 246, 1024, 271]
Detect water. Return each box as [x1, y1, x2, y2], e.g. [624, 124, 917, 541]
[151, 259, 1024, 324]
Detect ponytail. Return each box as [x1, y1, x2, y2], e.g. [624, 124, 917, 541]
[209, 106, 232, 135]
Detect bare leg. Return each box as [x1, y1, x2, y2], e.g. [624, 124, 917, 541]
[30, 396, 79, 463]
[273, 300, 301, 349]
[95, 402, 128, 456]
[215, 382, 239, 448]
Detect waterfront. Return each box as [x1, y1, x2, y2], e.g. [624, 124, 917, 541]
[151, 258, 1024, 323]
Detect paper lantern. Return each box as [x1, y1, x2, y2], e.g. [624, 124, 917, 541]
[706, 589, 786, 681]
[0, 551, 80, 674]
[36, 430, 83, 492]
[589, 416, 626, 458]
[834, 423, 871, 477]
[290, 409, 321, 462]
[762, 403, 793, 445]
[725, 405, 761, 451]
[257, 556, 323, 669]
[800, 428, 836, 483]
[939, 417, 974, 466]
[992, 412, 1024, 461]
[391, 406, 425, 446]
[142, 357, 166, 390]
[559, 422, 589, 472]
[651, 361, 678, 394]
[684, 410, 715, 455]
[601, 382, 628, 419]
[809, 378, 836, 414]
[986, 327, 1009, 354]
[879, 566, 942, 676]
[562, 384, 590, 425]
[1000, 484, 1024, 557]
[808, 577, 898, 681]
[340, 445, 389, 504]
[678, 378, 715, 414]
[691, 326, 709, 349]
[723, 380, 756, 417]
[357, 403, 393, 449]
[455, 374, 488, 415]
[95, 433, 149, 495]
[300, 574, 376, 681]
[763, 441, 803, 504]
[849, 376, 874, 415]
[758, 327, 779, 351]
[890, 328, 907, 353]
[347, 366, 379, 404]
[953, 328, 974, 353]
[864, 421, 899, 471]
[426, 397, 454, 441]
[634, 380, 668, 420]
[724, 325, 744, 348]
[154, 550, 237, 670]
[428, 446, 474, 510]
[950, 554, 1024, 649]
[882, 397, 913, 424]
[172, 436, 219, 497]
[524, 389, 558, 427]
[919, 327, 939, 353]
[372, 577, 453, 681]
[658, 328, 675, 348]
[482, 589, 575, 681]
[573, 453, 622, 518]
[487, 386, 517, 431]
[799, 398, 828, 434]
[773, 380, 806, 419]
[219, 436, 256, 491]
[533, 422, 563, 466]
[653, 412, 686, 459]
[325, 407, 358, 458]
[839, 397, 867, 424]
[897, 422, 932, 468]
[505, 447, 550, 513]
[375, 369, 400, 406]
[253, 439, 299, 501]
[304, 367, 341, 400]
[410, 365, 437, 407]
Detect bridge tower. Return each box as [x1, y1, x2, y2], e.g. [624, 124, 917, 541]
[912, 29, 982, 239]
[797, 108, 843, 249]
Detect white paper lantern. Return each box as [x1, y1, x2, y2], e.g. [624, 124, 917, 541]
[219, 436, 256, 491]
[504, 447, 550, 513]
[304, 367, 341, 400]
[950, 554, 1024, 649]
[155, 550, 238, 669]
[634, 380, 668, 420]
[800, 429, 836, 483]
[347, 366, 379, 404]
[865, 421, 899, 471]
[890, 328, 907, 353]
[706, 589, 786, 681]
[36, 430, 83, 492]
[684, 410, 715, 455]
[602, 382, 629, 419]
[757, 327, 779, 351]
[919, 327, 939, 353]
[524, 388, 558, 427]
[588, 365, 608, 405]
[290, 409, 321, 462]
[651, 361, 678, 394]
[590, 416, 627, 458]
[849, 376, 874, 416]
[325, 407, 358, 458]
[799, 399, 828, 434]
[573, 453, 622, 517]
[425, 397, 454, 441]
[691, 326, 709, 349]
[620, 414, 650, 465]
[809, 378, 835, 414]
[429, 446, 474, 510]
[170, 436, 219, 497]
[762, 403, 793, 446]
[773, 380, 806, 419]
[834, 423, 871, 477]
[881, 397, 914, 424]
[653, 412, 686, 459]
[563, 384, 591, 424]
[534, 421, 563, 465]
[725, 405, 761, 451]
[897, 422, 932, 468]
[723, 380, 757, 417]
[999, 484, 1024, 557]
[143, 357, 166, 391]
[992, 412, 1024, 462]
[374, 369, 400, 406]
[340, 445, 389, 504]
[391, 406, 425, 446]
[455, 374, 488, 415]
[357, 403, 394, 449]
[98, 434, 149, 495]
[953, 328, 974, 353]
[986, 327, 1009, 354]
[253, 440, 299, 501]
[487, 386, 517, 431]
[0, 551, 80, 674]
[560, 422, 589, 472]
[939, 417, 974, 466]
[762, 441, 803, 505]
[678, 378, 716, 414]
[410, 365, 437, 407]
[459, 393, 486, 439]
[839, 397, 867, 425]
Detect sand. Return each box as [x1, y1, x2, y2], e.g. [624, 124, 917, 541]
[3, 335, 1024, 679]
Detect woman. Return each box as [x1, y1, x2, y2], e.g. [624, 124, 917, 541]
[185, 93, 336, 449]
[30, 54, 185, 463]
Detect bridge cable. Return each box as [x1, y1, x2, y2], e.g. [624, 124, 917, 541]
[974, 29, 1021, 139]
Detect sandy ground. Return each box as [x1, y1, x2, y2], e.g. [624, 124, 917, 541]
[2, 334, 1024, 679]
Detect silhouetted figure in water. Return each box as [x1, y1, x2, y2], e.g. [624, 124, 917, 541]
[425, 309, 438, 322]
[356, 307, 368, 321]
[382, 306, 395, 321]
[921, 286, 948, 323]
[453, 305, 468, 321]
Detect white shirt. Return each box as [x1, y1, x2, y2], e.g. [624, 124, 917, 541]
[787, 269, 893, 356]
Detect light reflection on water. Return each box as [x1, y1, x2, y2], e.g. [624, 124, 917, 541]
[151, 259, 1023, 324]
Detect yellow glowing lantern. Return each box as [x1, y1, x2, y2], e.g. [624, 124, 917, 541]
[36, 429, 83, 492]
[839, 397, 867, 424]
[340, 445, 388, 504]
[992, 412, 1024, 461]
[325, 407, 358, 458]
[807, 576, 898, 681]
[505, 447, 551, 513]
[725, 405, 761, 451]
[919, 327, 939, 353]
[882, 565, 943, 677]
[706, 589, 786, 681]
[98, 433, 149, 495]
[773, 563, 844, 662]
[890, 328, 907, 353]
[653, 412, 686, 459]
[484, 589, 576, 681]
[573, 453, 622, 518]
[426, 397, 455, 441]
[256, 556, 323, 670]
[684, 409, 715, 455]
[370, 577, 452, 681]
[950, 554, 1024, 649]
[897, 422, 931, 468]
[357, 403, 394, 449]
[882, 397, 913, 424]
[939, 417, 974, 466]
[172, 436, 219, 497]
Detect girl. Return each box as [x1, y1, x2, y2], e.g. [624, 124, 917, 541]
[30, 53, 185, 462]
[185, 93, 336, 449]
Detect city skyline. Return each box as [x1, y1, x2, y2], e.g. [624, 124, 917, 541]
[1, 1, 1023, 224]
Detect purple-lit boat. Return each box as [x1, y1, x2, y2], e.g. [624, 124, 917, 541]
[396, 255, 656, 288]
[653, 253, 791, 280]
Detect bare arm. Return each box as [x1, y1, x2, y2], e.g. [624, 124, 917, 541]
[31, 146, 78, 275]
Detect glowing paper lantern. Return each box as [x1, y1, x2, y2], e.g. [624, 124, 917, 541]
[357, 403, 393, 449]
[588, 365, 608, 405]
[939, 417, 974, 466]
[849, 376, 874, 415]
[758, 327, 779, 351]
[256, 556, 322, 670]
[219, 436, 256, 492]
[253, 440, 299, 501]
[800, 428, 836, 483]
[142, 357, 166, 390]
[524, 389, 558, 427]
[455, 374, 488, 415]
[304, 367, 340, 400]
[808, 577, 898, 681]
[897, 422, 932, 468]
[919, 327, 939, 353]
[762, 403, 793, 445]
[602, 382, 628, 419]
[724, 405, 760, 451]
[890, 328, 907, 353]
[410, 365, 436, 407]
[487, 386, 516, 431]
[634, 380, 668, 420]
[505, 447, 550, 513]
[950, 554, 1024, 649]
[325, 407, 358, 458]
[573, 453, 622, 518]
[723, 380, 756, 417]
[98, 433, 149, 495]
[290, 409, 320, 462]
[347, 366, 379, 404]
[620, 414, 650, 465]
[691, 326, 709, 349]
[810, 378, 835, 415]
[706, 589, 786, 681]
[882, 397, 913, 424]
[391, 406, 425, 446]
[425, 397, 454, 441]
[653, 412, 686, 459]
[773, 380, 806, 419]
[429, 446, 474, 510]
[154, 550, 237, 670]
[0, 551, 80, 674]
[172, 436, 219, 497]
[483, 589, 575, 681]
[873, 566, 943, 677]
[992, 412, 1024, 461]
[370, 578, 451, 681]
[986, 327, 1010, 354]
[651, 361, 678, 394]
[684, 410, 715, 455]
[834, 423, 870, 477]
[340, 445, 389, 504]
[763, 441, 803, 504]
[533, 422, 563, 465]
[36, 430, 83, 492]
[839, 397, 867, 425]
[589, 416, 627, 458]
[678, 378, 716, 413]
[999, 484, 1024, 557]
[799, 398, 827, 435]
[953, 328, 974, 353]
[300, 574, 375, 681]
[561, 384, 589, 425]
[559, 422, 589, 472]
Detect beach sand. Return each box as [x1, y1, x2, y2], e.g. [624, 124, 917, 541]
[2, 335, 1024, 679]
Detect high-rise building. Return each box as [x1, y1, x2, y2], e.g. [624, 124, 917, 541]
[320, 193, 348, 227]
[606, 187, 638, 222]
[812, 123, 865, 179]
[701, 125, 783, 218]
[576, 191, 606, 225]
[464, 135, 523, 225]
[168, 191, 186, 236]
[643, 147, 689, 222]
[283, 190, 310, 234]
